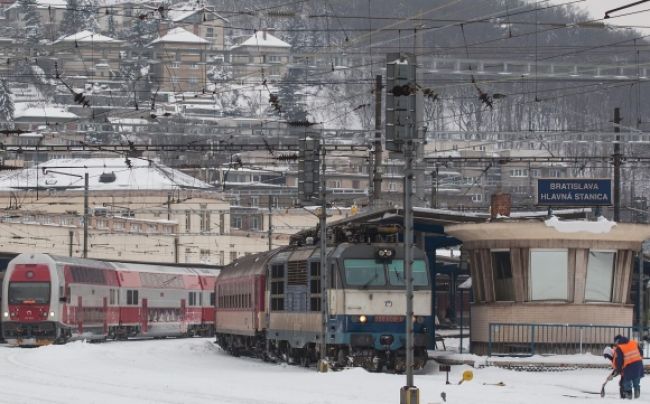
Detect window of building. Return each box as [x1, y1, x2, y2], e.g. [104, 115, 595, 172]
[250, 196, 259, 207]
[190, 63, 199, 70]
[200, 249, 210, 262]
[200, 206, 210, 232]
[491, 250, 514, 301]
[529, 249, 568, 300]
[130, 223, 141, 233]
[230, 215, 242, 229]
[206, 27, 214, 37]
[229, 251, 237, 262]
[471, 194, 483, 203]
[585, 251, 615, 302]
[251, 216, 260, 231]
[185, 210, 191, 231]
[171, 62, 180, 69]
[510, 168, 529, 178]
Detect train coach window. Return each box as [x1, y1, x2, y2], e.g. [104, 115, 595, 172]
[344, 259, 385, 287]
[8, 282, 50, 304]
[127, 290, 139, 305]
[210, 292, 215, 306]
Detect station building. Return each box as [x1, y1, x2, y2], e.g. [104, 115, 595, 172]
[447, 216, 650, 355]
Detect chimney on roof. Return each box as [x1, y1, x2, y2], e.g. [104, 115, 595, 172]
[263, 30, 267, 40]
[490, 192, 511, 219]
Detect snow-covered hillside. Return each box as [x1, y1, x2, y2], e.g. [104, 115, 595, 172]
[0, 338, 646, 404]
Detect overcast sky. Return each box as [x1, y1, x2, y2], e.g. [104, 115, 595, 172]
[551, 0, 650, 33]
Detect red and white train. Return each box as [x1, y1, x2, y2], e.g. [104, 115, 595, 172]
[1, 253, 219, 346]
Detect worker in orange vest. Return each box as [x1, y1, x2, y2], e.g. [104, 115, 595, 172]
[613, 335, 644, 399]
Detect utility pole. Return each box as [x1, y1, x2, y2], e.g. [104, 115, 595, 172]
[372, 74, 383, 204]
[68, 230, 73, 257]
[83, 173, 89, 258]
[614, 108, 621, 222]
[318, 141, 329, 372]
[268, 196, 273, 251]
[430, 165, 438, 209]
[167, 192, 172, 220]
[403, 138, 416, 399]
[414, 27, 425, 205]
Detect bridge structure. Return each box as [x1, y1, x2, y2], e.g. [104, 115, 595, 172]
[424, 56, 650, 82]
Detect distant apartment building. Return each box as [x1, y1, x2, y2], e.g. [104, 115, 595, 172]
[148, 27, 209, 93]
[4, 0, 67, 41]
[50, 30, 124, 83]
[230, 30, 291, 82]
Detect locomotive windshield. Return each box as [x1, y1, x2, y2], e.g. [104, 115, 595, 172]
[8, 282, 50, 304]
[344, 260, 386, 287]
[387, 260, 428, 286]
[343, 259, 429, 288]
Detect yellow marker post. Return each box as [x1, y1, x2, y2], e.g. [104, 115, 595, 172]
[458, 370, 474, 385]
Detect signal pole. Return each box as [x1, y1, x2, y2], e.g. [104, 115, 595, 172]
[613, 108, 621, 222]
[386, 52, 419, 404]
[318, 140, 329, 372]
[372, 74, 383, 205]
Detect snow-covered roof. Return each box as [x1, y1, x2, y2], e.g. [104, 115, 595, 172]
[0, 158, 213, 191]
[544, 215, 616, 234]
[149, 27, 209, 45]
[54, 30, 123, 45]
[231, 30, 291, 50]
[13, 104, 78, 120]
[8, 0, 67, 10]
[167, 6, 227, 23]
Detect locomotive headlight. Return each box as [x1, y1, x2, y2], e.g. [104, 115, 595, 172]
[2, 312, 7, 318]
[412, 316, 425, 324]
[359, 315, 368, 323]
[49, 311, 55, 317]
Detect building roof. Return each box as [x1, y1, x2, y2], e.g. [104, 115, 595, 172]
[7, 0, 66, 10]
[149, 27, 209, 45]
[0, 158, 213, 191]
[230, 30, 290, 50]
[446, 218, 650, 249]
[54, 30, 123, 45]
[13, 104, 78, 120]
[167, 6, 227, 23]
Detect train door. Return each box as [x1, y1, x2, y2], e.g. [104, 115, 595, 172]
[103, 297, 108, 335]
[77, 296, 83, 334]
[180, 298, 187, 333]
[141, 298, 148, 333]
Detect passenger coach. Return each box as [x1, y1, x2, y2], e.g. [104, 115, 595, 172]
[1, 253, 218, 346]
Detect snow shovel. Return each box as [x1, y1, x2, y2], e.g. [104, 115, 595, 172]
[600, 374, 613, 398]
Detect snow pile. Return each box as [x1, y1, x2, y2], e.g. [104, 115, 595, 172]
[544, 216, 616, 234]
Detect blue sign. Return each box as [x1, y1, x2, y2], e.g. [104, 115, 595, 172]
[537, 178, 612, 206]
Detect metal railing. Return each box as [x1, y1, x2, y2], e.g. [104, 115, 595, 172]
[488, 323, 638, 357]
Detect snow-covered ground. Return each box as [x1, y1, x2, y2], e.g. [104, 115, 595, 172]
[0, 338, 647, 404]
